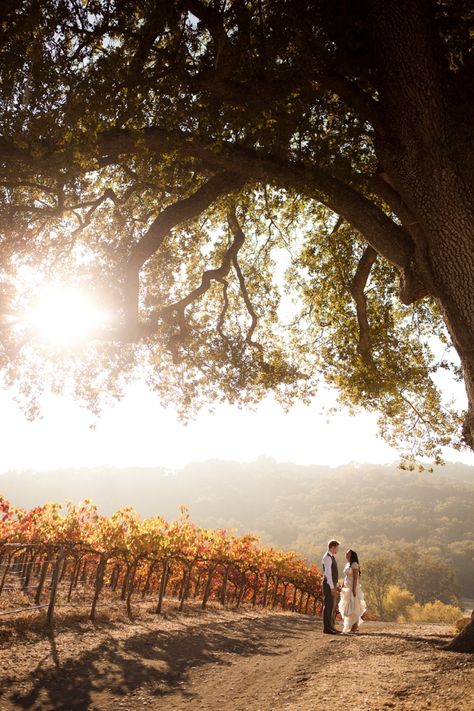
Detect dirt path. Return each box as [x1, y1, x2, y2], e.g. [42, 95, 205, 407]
[0, 605, 473, 710]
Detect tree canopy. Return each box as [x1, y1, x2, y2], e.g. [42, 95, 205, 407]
[0, 0, 473, 462]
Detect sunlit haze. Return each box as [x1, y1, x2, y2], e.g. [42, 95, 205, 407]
[27, 286, 109, 345]
[1, 383, 473, 473]
[2, 275, 472, 472]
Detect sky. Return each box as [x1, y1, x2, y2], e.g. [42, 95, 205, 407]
[1, 283, 474, 473]
[1, 380, 474, 473]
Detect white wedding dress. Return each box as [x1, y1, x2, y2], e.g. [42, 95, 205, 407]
[339, 562, 367, 633]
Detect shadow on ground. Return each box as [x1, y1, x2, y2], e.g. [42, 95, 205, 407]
[2, 614, 317, 710]
[358, 629, 453, 649]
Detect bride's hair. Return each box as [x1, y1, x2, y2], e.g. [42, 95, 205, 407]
[348, 549, 361, 574]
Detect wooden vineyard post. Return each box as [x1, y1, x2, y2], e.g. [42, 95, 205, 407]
[235, 571, 247, 609]
[251, 571, 259, 606]
[35, 549, 53, 605]
[141, 561, 156, 598]
[90, 555, 107, 621]
[262, 573, 271, 608]
[110, 563, 121, 592]
[271, 577, 281, 609]
[291, 585, 298, 611]
[18, 550, 27, 578]
[179, 564, 193, 612]
[201, 563, 218, 610]
[219, 565, 229, 606]
[0, 554, 13, 595]
[298, 590, 305, 613]
[80, 559, 89, 584]
[22, 549, 34, 590]
[155, 558, 169, 614]
[121, 562, 131, 600]
[67, 556, 81, 602]
[193, 570, 203, 598]
[177, 566, 186, 601]
[47, 547, 65, 626]
[126, 561, 137, 620]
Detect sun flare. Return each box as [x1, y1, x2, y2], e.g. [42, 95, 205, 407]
[29, 287, 108, 345]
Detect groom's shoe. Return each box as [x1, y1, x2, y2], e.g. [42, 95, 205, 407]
[323, 629, 339, 634]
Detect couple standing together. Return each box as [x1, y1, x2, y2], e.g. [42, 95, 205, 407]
[322, 539, 367, 635]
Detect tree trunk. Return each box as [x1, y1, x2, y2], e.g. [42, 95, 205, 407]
[121, 563, 131, 600]
[202, 564, 218, 609]
[126, 563, 137, 620]
[446, 614, 474, 653]
[367, 0, 474, 453]
[251, 572, 259, 606]
[219, 565, 229, 606]
[155, 558, 169, 614]
[90, 556, 106, 621]
[271, 577, 280, 609]
[35, 550, 53, 605]
[261, 574, 271, 608]
[193, 571, 203, 598]
[235, 572, 246, 609]
[141, 561, 155, 598]
[179, 564, 193, 612]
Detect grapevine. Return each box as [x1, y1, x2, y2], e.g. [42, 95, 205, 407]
[0, 496, 322, 624]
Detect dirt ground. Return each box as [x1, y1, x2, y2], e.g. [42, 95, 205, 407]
[0, 602, 473, 711]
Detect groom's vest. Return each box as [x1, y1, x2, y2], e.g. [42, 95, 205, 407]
[323, 554, 338, 587]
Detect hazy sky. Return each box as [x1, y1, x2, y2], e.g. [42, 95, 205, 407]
[2, 285, 474, 472]
[3, 263, 473, 474]
[1, 380, 473, 472]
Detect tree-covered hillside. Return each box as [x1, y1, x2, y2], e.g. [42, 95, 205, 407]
[1, 460, 473, 595]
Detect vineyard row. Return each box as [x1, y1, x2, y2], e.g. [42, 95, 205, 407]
[0, 497, 323, 625]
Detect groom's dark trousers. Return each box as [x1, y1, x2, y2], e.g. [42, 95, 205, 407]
[322, 580, 336, 632]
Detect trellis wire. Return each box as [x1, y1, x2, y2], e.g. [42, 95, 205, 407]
[0, 540, 322, 626]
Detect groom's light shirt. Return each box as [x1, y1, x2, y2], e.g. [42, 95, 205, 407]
[322, 551, 335, 589]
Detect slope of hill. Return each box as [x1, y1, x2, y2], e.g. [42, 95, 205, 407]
[1, 459, 473, 595]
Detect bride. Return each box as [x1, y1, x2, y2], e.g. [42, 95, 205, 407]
[339, 549, 367, 634]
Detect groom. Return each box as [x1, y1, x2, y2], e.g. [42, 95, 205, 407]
[322, 539, 341, 634]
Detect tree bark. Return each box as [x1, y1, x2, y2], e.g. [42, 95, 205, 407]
[365, 3, 474, 649]
[367, 0, 474, 453]
[446, 616, 474, 653]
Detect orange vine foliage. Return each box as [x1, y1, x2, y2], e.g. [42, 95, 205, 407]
[0, 495, 322, 613]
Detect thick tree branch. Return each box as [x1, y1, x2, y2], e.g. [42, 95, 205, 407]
[98, 127, 415, 276]
[147, 206, 247, 356]
[369, 174, 431, 303]
[127, 1, 163, 79]
[366, 0, 452, 147]
[69, 187, 135, 236]
[123, 171, 245, 334]
[0, 180, 57, 193]
[184, 0, 233, 75]
[311, 73, 383, 134]
[216, 280, 231, 347]
[227, 211, 263, 354]
[349, 246, 378, 364]
[0, 137, 32, 163]
[1, 123, 427, 306]
[370, 174, 417, 227]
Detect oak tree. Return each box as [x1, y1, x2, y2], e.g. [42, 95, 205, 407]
[0, 0, 473, 648]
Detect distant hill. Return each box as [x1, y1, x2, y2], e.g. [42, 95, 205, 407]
[1, 459, 473, 595]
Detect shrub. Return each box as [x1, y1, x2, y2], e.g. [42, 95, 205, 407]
[383, 585, 416, 621]
[408, 600, 462, 623]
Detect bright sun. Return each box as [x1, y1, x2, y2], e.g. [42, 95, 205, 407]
[29, 287, 108, 345]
